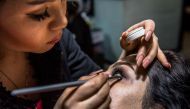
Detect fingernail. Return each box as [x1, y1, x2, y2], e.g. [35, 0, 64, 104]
[89, 69, 104, 75]
[122, 32, 126, 36]
[136, 55, 139, 61]
[145, 31, 151, 41]
[89, 72, 101, 76]
[166, 63, 172, 69]
[136, 54, 140, 60]
[143, 59, 150, 68]
[122, 32, 128, 38]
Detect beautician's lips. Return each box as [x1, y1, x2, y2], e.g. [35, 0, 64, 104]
[47, 34, 61, 44]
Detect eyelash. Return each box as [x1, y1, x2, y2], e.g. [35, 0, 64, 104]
[28, 8, 50, 21]
[112, 67, 126, 78]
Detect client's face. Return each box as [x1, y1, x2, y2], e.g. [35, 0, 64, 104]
[105, 54, 149, 109]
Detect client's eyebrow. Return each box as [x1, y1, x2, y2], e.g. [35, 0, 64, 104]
[27, 0, 55, 5]
[112, 61, 135, 71]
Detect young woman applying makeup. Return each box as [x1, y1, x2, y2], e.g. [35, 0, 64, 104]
[0, 0, 170, 109]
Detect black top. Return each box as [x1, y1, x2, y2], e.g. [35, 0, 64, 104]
[67, 13, 94, 59]
[0, 29, 100, 109]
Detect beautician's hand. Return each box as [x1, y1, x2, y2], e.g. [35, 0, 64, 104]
[54, 73, 110, 109]
[119, 19, 171, 68]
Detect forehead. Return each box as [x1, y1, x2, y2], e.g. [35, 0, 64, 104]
[4, 0, 57, 5]
[109, 54, 137, 69]
[1, 0, 66, 12]
[3, 0, 68, 6]
[122, 54, 137, 63]
[26, 0, 55, 4]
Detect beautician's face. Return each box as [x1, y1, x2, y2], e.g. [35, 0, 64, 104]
[0, 0, 68, 53]
[105, 55, 149, 109]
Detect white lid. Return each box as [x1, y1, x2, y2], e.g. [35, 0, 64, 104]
[127, 27, 145, 41]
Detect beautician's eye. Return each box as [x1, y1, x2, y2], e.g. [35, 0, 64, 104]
[28, 8, 50, 21]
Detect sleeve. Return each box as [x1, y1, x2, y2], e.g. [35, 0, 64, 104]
[61, 29, 101, 80]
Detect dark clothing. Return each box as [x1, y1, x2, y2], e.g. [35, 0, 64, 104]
[67, 14, 94, 59]
[0, 29, 100, 109]
[0, 84, 35, 109]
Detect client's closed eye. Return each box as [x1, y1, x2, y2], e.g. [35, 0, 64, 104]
[112, 67, 129, 79]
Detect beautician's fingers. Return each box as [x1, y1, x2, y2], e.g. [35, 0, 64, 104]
[59, 71, 102, 99]
[157, 47, 171, 68]
[119, 50, 127, 60]
[120, 35, 139, 54]
[97, 95, 111, 109]
[90, 69, 104, 75]
[54, 86, 78, 109]
[54, 85, 79, 109]
[63, 73, 100, 96]
[136, 45, 147, 67]
[120, 35, 127, 50]
[126, 19, 155, 41]
[55, 74, 99, 106]
[141, 34, 171, 68]
[82, 81, 110, 109]
[142, 34, 158, 68]
[70, 73, 108, 101]
[54, 74, 106, 109]
[121, 30, 129, 40]
[120, 19, 155, 49]
[136, 37, 147, 66]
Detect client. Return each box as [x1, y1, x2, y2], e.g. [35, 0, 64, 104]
[105, 51, 190, 109]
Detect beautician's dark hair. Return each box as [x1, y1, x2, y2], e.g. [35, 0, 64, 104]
[0, 0, 5, 3]
[143, 51, 190, 109]
[0, 0, 5, 5]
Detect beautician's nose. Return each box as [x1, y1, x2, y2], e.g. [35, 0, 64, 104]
[49, 11, 68, 31]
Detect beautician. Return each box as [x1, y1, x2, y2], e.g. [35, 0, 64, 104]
[0, 0, 170, 109]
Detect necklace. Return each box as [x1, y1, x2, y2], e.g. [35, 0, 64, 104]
[0, 70, 40, 101]
[0, 69, 32, 90]
[0, 70, 19, 89]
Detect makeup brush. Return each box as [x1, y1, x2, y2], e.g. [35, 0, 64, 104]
[11, 75, 122, 96]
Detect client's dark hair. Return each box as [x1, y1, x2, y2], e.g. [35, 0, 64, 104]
[143, 51, 190, 109]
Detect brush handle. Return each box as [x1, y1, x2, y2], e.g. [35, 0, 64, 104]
[11, 75, 122, 96]
[11, 80, 86, 96]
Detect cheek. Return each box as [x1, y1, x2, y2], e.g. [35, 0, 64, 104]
[109, 81, 147, 109]
[0, 15, 51, 52]
[109, 83, 131, 109]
